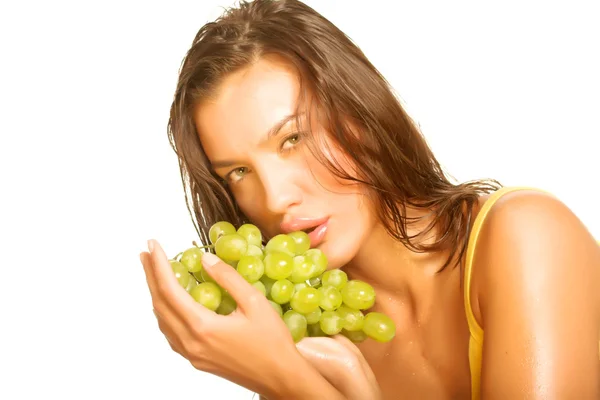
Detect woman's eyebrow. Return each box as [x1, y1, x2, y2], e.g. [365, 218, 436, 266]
[210, 112, 304, 169]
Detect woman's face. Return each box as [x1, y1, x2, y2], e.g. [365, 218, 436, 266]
[194, 57, 379, 269]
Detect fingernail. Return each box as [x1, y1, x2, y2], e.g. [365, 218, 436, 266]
[201, 252, 220, 268]
[147, 239, 154, 253]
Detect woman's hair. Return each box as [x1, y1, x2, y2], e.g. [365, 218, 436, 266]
[168, 0, 501, 270]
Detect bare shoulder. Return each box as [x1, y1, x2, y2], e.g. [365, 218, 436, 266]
[469, 187, 600, 326]
[467, 189, 600, 395]
[478, 188, 598, 245]
[473, 188, 599, 265]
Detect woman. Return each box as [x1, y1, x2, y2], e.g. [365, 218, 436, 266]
[139, 0, 600, 398]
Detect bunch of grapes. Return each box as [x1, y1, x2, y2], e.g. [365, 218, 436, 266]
[169, 221, 396, 344]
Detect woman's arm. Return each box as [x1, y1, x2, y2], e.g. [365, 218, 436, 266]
[472, 190, 600, 399]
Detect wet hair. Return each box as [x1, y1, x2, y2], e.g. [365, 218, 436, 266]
[167, 0, 501, 270]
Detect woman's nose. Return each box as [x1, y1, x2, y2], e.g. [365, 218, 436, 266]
[260, 167, 303, 215]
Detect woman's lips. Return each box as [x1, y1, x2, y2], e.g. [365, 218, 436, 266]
[307, 219, 329, 248]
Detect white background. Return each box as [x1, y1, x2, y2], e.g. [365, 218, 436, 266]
[1, 1, 598, 399]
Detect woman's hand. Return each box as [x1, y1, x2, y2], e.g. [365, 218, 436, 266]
[139, 239, 344, 400]
[296, 335, 382, 400]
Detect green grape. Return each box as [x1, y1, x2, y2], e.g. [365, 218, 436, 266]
[321, 269, 348, 290]
[270, 279, 295, 304]
[304, 307, 322, 325]
[237, 223, 262, 247]
[170, 260, 191, 288]
[260, 275, 276, 299]
[245, 244, 264, 259]
[226, 260, 238, 268]
[236, 255, 264, 283]
[318, 286, 343, 311]
[304, 249, 327, 277]
[308, 276, 321, 288]
[319, 310, 343, 335]
[289, 256, 315, 283]
[189, 282, 222, 311]
[180, 247, 204, 273]
[185, 276, 199, 293]
[290, 287, 321, 314]
[294, 282, 308, 292]
[252, 280, 267, 296]
[342, 329, 367, 343]
[269, 300, 283, 317]
[363, 312, 396, 343]
[216, 293, 237, 315]
[192, 271, 204, 283]
[264, 251, 293, 280]
[215, 234, 248, 262]
[283, 310, 307, 342]
[341, 280, 376, 310]
[336, 305, 365, 331]
[265, 234, 296, 256]
[288, 231, 310, 254]
[209, 221, 236, 244]
[307, 323, 326, 337]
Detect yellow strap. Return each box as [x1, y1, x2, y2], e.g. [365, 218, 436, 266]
[463, 186, 546, 341]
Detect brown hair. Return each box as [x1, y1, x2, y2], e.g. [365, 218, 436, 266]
[167, 0, 501, 270]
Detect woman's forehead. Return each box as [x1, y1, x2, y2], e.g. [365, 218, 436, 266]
[193, 58, 309, 156]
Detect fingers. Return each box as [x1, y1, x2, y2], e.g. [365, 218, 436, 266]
[201, 252, 267, 313]
[296, 337, 380, 400]
[331, 334, 363, 358]
[141, 240, 220, 370]
[141, 251, 195, 350]
[296, 337, 360, 391]
[140, 251, 158, 297]
[141, 250, 175, 318]
[296, 337, 357, 367]
[332, 335, 380, 390]
[146, 239, 212, 324]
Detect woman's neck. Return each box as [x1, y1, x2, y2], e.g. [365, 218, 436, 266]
[342, 209, 456, 321]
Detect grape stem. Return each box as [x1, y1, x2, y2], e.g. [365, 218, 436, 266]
[192, 241, 215, 250]
[188, 271, 202, 283]
[171, 242, 215, 261]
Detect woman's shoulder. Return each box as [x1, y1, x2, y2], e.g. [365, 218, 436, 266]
[467, 186, 584, 268]
[469, 185, 599, 284]
[465, 185, 600, 330]
[473, 185, 555, 219]
[472, 185, 595, 247]
[469, 185, 598, 244]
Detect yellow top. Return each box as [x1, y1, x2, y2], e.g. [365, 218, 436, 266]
[463, 186, 599, 399]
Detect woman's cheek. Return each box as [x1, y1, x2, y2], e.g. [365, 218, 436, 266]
[232, 188, 270, 232]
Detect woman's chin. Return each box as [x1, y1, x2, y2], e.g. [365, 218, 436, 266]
[319, 242, 355, 271]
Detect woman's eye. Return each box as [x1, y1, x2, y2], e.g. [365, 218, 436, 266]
[227, 167, 248, 183]
[281, 133, 302, 151]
